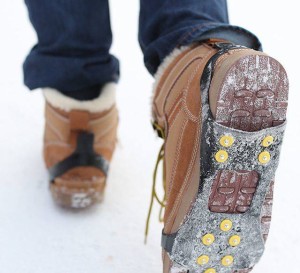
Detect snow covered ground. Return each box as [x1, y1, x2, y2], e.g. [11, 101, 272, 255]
[0, 1, 299, 272]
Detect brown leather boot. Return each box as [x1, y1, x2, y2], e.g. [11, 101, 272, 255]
[43, 83, 118, 208]
[150, 42, 288, 273]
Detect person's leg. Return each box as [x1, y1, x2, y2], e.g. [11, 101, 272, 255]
[24, 0, 119, 208]
[24, 0, 119, 100]
[139, 0, 261, 75]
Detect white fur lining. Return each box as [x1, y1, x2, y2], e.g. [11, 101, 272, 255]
[43, 82, 116, 113]
[152, 46, 191, 95]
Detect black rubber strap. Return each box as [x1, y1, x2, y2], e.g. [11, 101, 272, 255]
[199, 42, 246, 187]
[161, 230, 177, 254]
[48, 132, 109, 183]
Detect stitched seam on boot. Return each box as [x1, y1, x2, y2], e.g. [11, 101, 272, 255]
[182, 61, 204, 122]
[46, 120, 65, 141]
[166, 121, 200, 230]
[166, 57, 212, 232]
[165, 55, 210, 231]
[167, 98, 183, 129]
[161, 47, 212, 120]
[89, 107, 117, 126]
[167, 118, 189, 199]
[47, 104, 70, 123]
[168, 103, 184, 134]
[93, 118, 118, 142]
[163, 46, 215, 123]
[44, 141, 72, 149]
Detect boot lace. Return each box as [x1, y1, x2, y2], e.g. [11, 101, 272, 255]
[144, 122, 166, 243]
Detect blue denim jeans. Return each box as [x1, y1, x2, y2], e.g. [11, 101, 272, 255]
[24, 0, 261, 99]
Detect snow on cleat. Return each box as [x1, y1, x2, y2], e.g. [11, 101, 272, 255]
[151, 42, 288, 273]
[163, 123, 285, 272]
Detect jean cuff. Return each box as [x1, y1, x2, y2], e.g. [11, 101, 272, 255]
[178, 24, 262, 51]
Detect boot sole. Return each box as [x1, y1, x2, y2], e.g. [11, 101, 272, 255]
[166, 51, 288, 273]
[50, 179, 105, 209]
